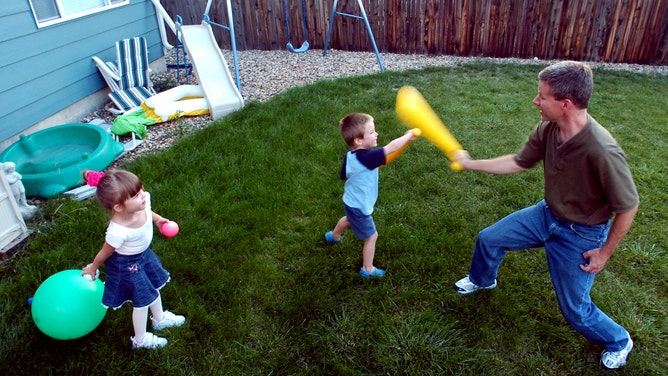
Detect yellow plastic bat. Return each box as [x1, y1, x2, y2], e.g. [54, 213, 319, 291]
[395, 86, 463, 171]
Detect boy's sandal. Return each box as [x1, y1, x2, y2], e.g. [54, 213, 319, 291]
[325, 231, 340, 243]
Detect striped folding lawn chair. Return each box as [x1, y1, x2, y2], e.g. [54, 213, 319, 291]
[92, 36, 156, 114]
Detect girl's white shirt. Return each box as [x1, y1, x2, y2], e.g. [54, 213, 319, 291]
[105, 192, 154, 255]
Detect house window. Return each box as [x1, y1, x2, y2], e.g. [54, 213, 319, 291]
[30, 0, 128, 28]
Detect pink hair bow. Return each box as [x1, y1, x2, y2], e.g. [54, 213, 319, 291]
[85, 171, 105, 187]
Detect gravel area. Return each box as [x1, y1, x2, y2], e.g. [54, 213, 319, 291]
[83, 49, 667, 166]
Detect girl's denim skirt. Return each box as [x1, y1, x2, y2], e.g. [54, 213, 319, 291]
[102, 248, 170, 309]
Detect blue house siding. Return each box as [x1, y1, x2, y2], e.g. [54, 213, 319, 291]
[0, 0, 164, 147]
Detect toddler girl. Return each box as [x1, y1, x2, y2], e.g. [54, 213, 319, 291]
[82, 169, 185, 349]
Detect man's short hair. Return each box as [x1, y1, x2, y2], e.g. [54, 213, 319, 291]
[538, 61, 593, 109]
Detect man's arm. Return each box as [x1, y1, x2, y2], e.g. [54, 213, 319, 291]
[580, 205, 639, 274]
[455, 151, 526, 174]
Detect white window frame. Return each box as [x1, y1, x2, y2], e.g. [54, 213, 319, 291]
[29, 0, 129, 28]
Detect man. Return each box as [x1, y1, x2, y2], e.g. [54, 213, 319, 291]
[453, 61, 639, 370]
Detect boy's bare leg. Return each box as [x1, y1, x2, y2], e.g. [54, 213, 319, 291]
[331, 216, 349, 241]
[361, 232, 379, 273]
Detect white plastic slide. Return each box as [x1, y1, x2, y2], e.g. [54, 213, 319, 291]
[177, 22, 244, 120]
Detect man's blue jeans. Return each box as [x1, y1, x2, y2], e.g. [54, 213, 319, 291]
[468, 200, 629, 351]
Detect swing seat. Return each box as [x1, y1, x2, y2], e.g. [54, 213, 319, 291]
[286, 40, 310, 53]
[283, 0, 309, 54]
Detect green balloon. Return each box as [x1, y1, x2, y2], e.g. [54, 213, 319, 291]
[31, 269, 107, 340]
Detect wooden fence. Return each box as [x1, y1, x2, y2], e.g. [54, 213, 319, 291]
[160, 0, 668, 65]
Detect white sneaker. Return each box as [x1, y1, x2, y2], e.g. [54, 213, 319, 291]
[454, 275, 497, 295]
[131, 332, 168, 349]
[601, 333, 633, 369]
[152, 310, 186, 331]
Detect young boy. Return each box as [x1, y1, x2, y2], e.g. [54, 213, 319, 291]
[325, 113, 417, 278]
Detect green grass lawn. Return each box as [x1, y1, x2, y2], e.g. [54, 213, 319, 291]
[1, 62, 667, 375]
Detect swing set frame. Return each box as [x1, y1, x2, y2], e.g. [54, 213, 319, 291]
[323, 0, 385, 72]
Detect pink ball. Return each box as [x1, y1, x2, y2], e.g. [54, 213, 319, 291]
[161, 221, 179, 237]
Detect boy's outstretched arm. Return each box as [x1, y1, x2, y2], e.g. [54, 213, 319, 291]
[383, 130, 418, 155]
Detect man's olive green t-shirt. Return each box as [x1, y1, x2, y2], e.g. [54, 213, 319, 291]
[515, 116, 639, 225]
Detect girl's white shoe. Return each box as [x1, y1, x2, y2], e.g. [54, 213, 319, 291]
[152, 310, 186, 331]
[131, 332, 168, 349]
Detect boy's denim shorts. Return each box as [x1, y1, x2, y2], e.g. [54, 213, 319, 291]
[344, 204, 377, 239]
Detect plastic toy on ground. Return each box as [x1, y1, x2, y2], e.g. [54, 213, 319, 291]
[31, 269, 107, 340]
[0, 123, 124, 198]
[142, 84, 209, 123]
[109, 84, 210, 141]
